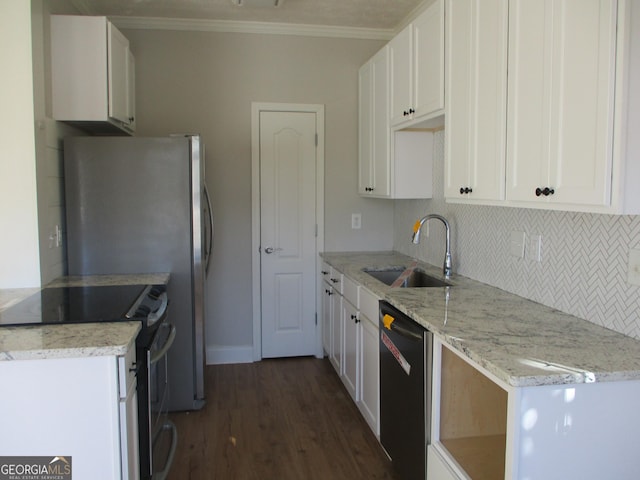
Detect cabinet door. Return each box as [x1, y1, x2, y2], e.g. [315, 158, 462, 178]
[445, 0, 508, 201]
[389, 24, 413, 126]
[506, 0, 617, 206]
[321, 281, 333, 357]
[413, 0, 445, 119]
[358, 61, 373, 195]
[120, 388, 139, 480]
[330, 293, 343, 374]
[108, 22, 131, 125]
[359, 47, 391, 198]
[342, 300, 359, 401]
[371, 47, 391, 197]
[126, 49, 136, 131]
[359, 313, 379, 436]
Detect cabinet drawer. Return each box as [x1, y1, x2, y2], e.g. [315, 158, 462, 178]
[328, 268, 343, 295]
[117, 345, 136, 399]
[320, 261, 331, 283]
[360, 287, 379, 324]
[343, 276, 359, 307]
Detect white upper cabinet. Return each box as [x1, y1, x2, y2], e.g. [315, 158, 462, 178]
[51, 15, 136, 135]
[506, 0, 617, 207]
[445, 0, 508, 202]
[446, 0, 640, 214]
[358, 2, 442, 200]
[359, 47, 391, 197]
[389, 25, 413, 126]
[390, 0, 445, 127]
[412, 0, 445, 121]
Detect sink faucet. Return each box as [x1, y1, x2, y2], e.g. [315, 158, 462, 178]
[412, 214, 452, 278]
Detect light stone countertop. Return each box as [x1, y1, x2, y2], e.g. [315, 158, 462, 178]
[0, 273, 169, 361]
[47, 272, 170, 288]
[321, 251, 640, 388]
[0, 322, 140, 361]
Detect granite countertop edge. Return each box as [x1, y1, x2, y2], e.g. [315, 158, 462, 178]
[321, 251, 640, 388]
[0, 322, 141, 362]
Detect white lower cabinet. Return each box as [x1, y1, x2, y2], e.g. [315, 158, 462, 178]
[330, 291, 343, 374]
[320, 262, 344, 374]
[358, 287, 380, 437]
[431, 338, 640, 479]
[342, 296, 359, 400]
[0, 346, 139, 480]
[321, 262, 380, 438]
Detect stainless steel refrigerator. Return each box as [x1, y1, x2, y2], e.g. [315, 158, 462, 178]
[64, 134, 211, 411]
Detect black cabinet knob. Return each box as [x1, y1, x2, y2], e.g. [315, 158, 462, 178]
[365, 187, 374, 192]
[459, 187, 473, 194]
[535, 187, 555, 197]
[409, 108, 415, 114]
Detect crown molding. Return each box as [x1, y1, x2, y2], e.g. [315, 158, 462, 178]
[109, 16, 394, 40]
[394, 0, 436, 33]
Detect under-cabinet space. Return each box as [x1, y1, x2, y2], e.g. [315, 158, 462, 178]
[440, 346, 507, 479]
[433, 342, 508, 480]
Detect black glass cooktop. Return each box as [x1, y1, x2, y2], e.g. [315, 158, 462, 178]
[0, 285, 148, 326]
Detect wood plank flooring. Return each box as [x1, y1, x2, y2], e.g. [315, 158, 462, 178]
[167, 357, 399, 480]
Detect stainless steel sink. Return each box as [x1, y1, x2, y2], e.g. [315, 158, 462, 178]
[363, 267, 452, 288]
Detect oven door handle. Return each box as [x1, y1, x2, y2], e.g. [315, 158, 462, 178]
[147, 292, 169, 327]
[150, 323, 176, 365]
[152, 420, 178, 480]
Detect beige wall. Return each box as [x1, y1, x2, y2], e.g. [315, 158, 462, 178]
[123, 28, 393, 353]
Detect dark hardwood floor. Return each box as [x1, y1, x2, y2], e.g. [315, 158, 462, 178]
[167, 357, 399, 480]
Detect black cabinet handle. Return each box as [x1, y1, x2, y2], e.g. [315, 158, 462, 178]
[321, 270, 329, 275]
[409, 108, 415, 114]
[350, 314, 360, 323]
[535, 187, 555, 197]
[459, 187, 473, 194]
[330, 278, 339, 284]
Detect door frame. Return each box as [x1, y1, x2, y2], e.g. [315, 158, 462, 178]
[251, 102, 325, 361]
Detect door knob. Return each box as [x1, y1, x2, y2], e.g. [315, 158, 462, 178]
[264, 247, 283, 254]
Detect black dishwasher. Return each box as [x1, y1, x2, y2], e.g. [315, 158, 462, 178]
[379, 301, 432, 480]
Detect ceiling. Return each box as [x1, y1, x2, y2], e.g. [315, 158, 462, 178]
[70, 0, 428, 34]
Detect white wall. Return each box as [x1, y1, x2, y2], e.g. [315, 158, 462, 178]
[0, 1, 40, 288]
[122, 28, 392, 355]
[395, 131, 640, 340]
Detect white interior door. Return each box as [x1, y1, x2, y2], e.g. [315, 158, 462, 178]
[259, 110, 318, 358]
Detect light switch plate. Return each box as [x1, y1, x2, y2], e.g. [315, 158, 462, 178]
[628, 249, 640, 285]
[510, 231, 526, 259]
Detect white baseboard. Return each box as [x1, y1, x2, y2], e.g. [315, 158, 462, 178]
[206, 345, 254, 365]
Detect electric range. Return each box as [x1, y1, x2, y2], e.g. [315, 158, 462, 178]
[0, 284, 175, 480]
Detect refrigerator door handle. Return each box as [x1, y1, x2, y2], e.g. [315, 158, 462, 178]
[204, 183, 214, 273]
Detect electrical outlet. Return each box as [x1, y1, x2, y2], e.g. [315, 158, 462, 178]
[510, 231, 526, 259]
[529, 234, 542, 262]
[351, 213, 361, 229]
[628, 249, 640, 286]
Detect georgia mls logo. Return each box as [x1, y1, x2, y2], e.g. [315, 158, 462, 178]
[0, 456, 72, 480]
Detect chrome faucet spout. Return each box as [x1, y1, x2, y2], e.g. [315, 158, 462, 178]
[411, 214, 452, 278]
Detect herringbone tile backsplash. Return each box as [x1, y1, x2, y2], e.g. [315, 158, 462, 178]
[394, 131, 640, 339]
